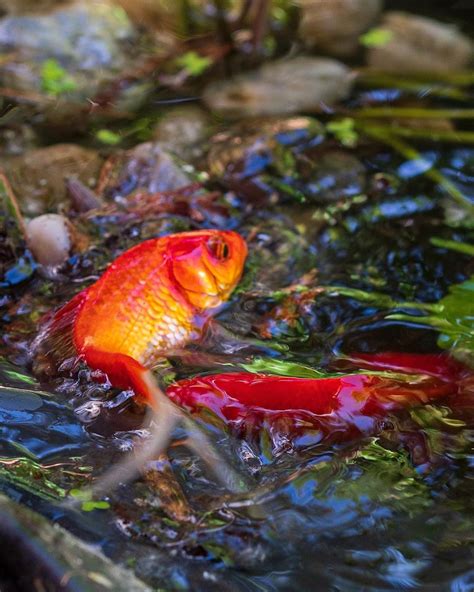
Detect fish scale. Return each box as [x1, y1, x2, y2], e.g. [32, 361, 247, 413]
[75, 241, 189, 361]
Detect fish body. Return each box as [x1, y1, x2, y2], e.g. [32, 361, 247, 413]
[342, 352, 469, 383]
[168, 353, 467, 438]
[42, 230, 247, 403]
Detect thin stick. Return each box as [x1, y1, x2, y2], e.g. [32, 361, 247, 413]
[320, 285, 440, 314]
[183, 418, 248, 493]
[236, 0, 252, 28]
[357, 68, 474, 86]
[0, 172, 27, 238]
[252, 0, 270, 54]
[352, 107, 474, 120]
[359, 123, 474, 144]
[75, 371, 248, 502]
[90, 390, 179, 499]
[430, 237, 474, 257]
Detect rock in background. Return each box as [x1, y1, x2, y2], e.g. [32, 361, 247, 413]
[203, 57, 353, 118]
[4, 144, 103, 215]
[299, 0, 383, 57]
[0, 0, 152, 128]
[366, 11, 473, 72]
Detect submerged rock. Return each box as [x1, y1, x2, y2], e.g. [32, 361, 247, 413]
[0, 494, 151, 591]
[203, 57, 353, 118]
[0, 0, 150, 126]
[98, 141, 192, 199]
[4, 144, 103, 215]
[298, 0, 382, 57]
[297, 149, 366, 203]
[0, 124, 38, 157]
[152, 105, 210, 160]
[113, 0, 180, 31]
[207, 116, 322, 177]
[0, 0, 67, 14]
[243, 216, 315, 291]
[366, 12, 473, 73]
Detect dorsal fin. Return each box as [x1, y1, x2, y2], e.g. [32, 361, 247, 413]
[32, 289, 88, 377]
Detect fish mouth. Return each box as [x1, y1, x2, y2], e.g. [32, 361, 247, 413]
[186, 282, 229, 300]
[216, 280, 233, 295]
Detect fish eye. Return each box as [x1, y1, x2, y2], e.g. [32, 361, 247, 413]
[207, 236, 230, 261]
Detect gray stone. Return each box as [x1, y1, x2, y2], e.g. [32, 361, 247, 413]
[203, 57, 353, 118]
[0, 493, 151, 591]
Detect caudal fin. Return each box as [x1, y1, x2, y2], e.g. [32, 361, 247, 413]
[75, 360, 248, 500]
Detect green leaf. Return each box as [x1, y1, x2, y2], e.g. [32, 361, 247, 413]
[40, 59, 77, 96]
[69, 488, 91, 500]
[323, 284, 401, 309]
[389, 276, 474, 359]
[359, 27, 394, 48]
[240, 357, 327, 378]
[343, 441, 430, 511]
[111, 5, 131, 27]
[70, 488, 110, 511]
[175, 51, 212, 77]
[81, 500, 111, 512]
[239, 356, 415, 382]
[410, 405, 466, 429]
[327, 118, 359, 147]
[430, 237, 474, 257]
[0, 359, 37, 385]
[292, 440, 431, 513]
[95, 129, 122, 146]
[325, 276, 474, 362]
[0, 457, 67, 500]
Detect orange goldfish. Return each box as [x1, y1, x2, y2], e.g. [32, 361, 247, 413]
[39, 229, 247, 405]
[36, 229, 248, 496]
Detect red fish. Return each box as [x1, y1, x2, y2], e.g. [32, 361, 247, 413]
[341, 352, 469, 384]
[167, 368, 460, 439]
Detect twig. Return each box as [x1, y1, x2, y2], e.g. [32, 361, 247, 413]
[430, 237, 474, 257]
[352, 107, 474, 120]
[213, 0, 233, 47]
[236, 0, 252, 28]
[0, 172, 27, 239]
[357, 69, 474, 86]
[357, 123, 474, 144]
[252, 0, 270, 54]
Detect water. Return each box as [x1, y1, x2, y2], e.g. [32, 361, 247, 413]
[1, 4, 474, 591]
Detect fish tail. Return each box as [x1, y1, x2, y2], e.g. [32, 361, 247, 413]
[81, 349, 158, 405]
[88, 371, 180, 498]
[141, 370, 249, 494]
[78, 353, 247, 499]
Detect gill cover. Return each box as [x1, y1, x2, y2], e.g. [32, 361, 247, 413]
[171, 230, 247, 309]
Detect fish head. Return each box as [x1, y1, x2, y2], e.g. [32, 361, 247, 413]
[170, 229, 247, 309]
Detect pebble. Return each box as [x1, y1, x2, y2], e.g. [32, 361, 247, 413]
[366, 11, 473, 73]
[26, 213, 72, 267]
